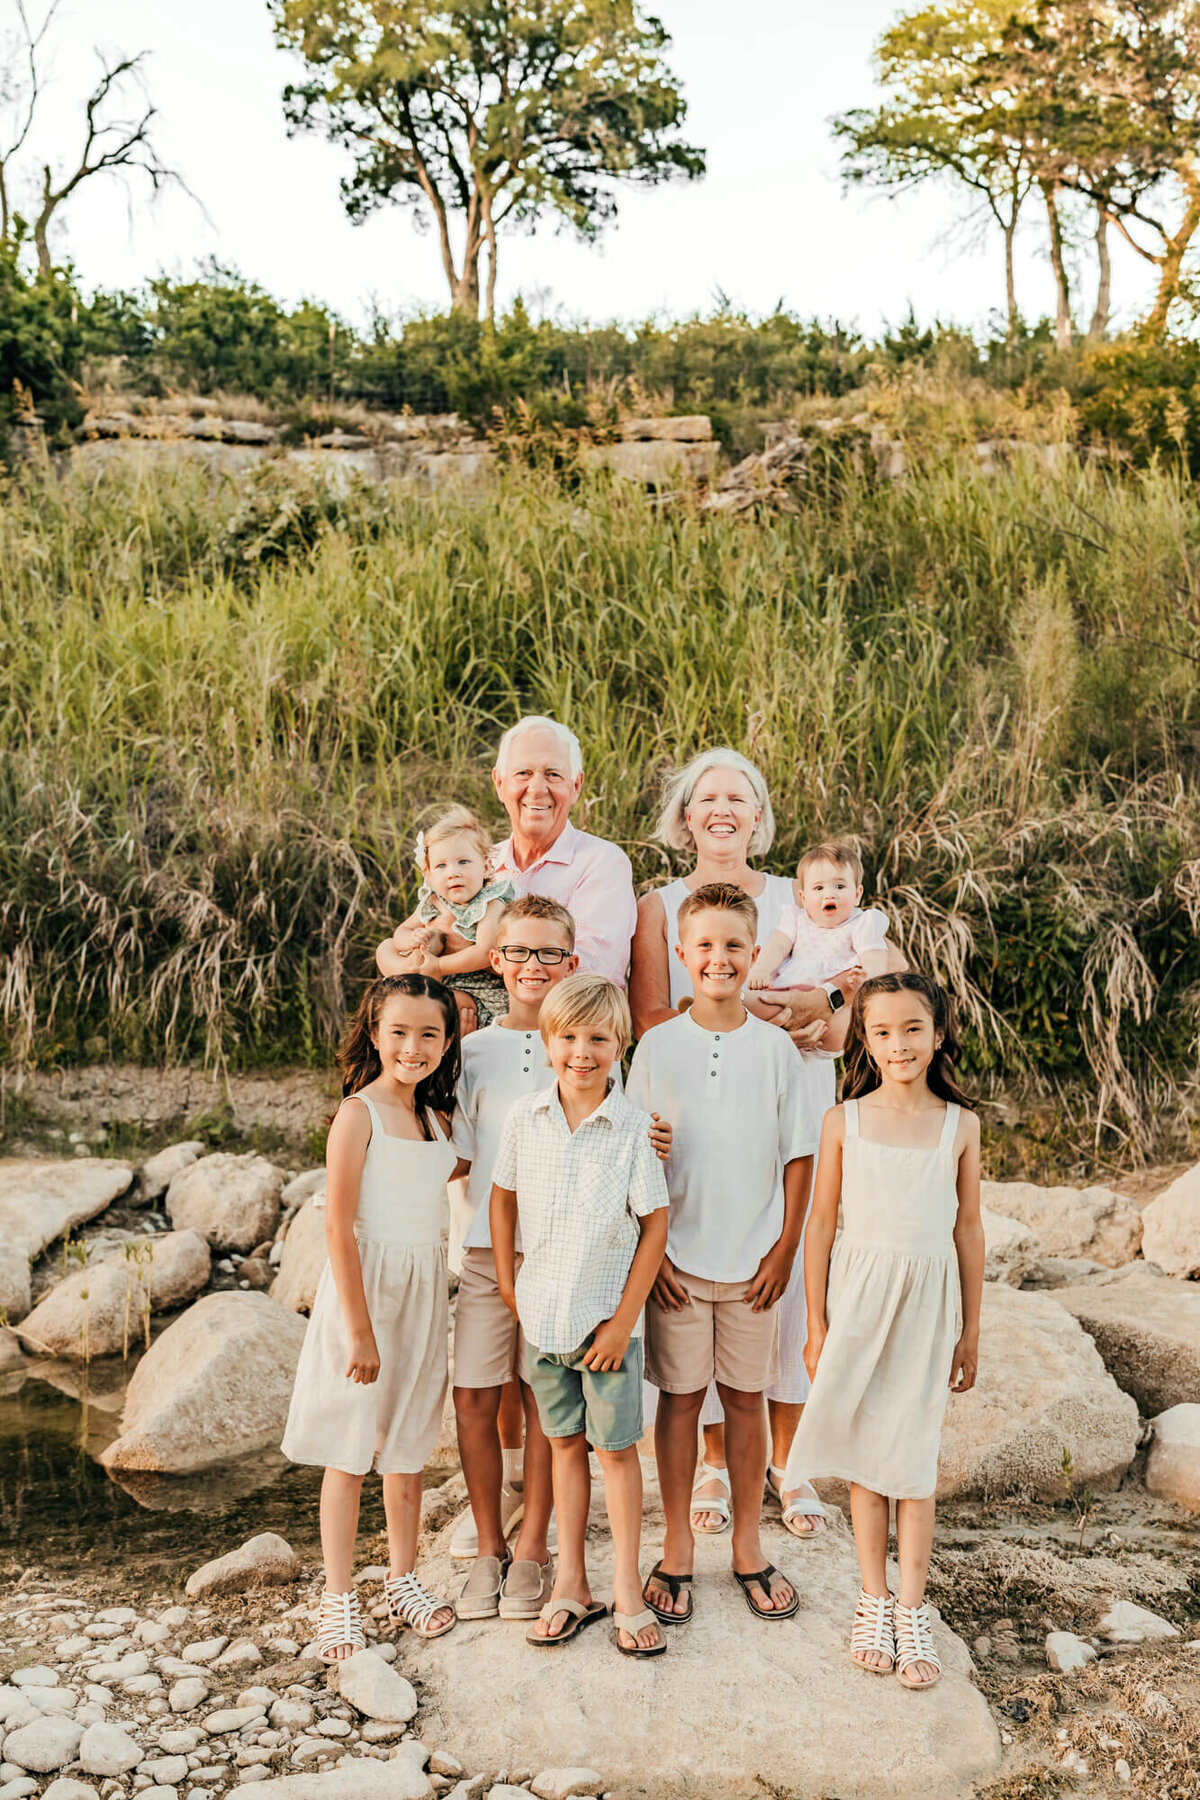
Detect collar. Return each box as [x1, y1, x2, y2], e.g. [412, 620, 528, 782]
[682, 1005, 752, 1041]
[494, 818, 580, 874]
[531, 1075, 624, 1128]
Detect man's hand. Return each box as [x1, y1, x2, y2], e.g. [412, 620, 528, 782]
[949, 1334, 978, 1394]
[651, 1255, 691, 1311]
[744, 1240, 796, 1312]
[648, 1112, 673, 1162]
[803, 1324, 827, 1383]
[583, 1317, 631, 1372]
[346, 1328, 380, 1385]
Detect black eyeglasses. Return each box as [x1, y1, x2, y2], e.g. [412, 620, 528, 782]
[498, 945, 570, 965]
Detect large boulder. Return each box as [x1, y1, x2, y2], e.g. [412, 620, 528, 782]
[1146, 1405, 1200, 1514]
[100, 1290, 306, 1473]
[137, 1141, 206, 1205]
[19, 1230, 210, 1360]
[936, 1284, 1139, 1499]
[981, 1207, 1039, 1285]
[270, 1195, 327, 1314]
[0, 1158, 133, 1320]
[1051, 1266, 1200, 1414]
[1141, 1165, 1200, 1277]
[166, 1153, 284, 1253]
[981, 1179, 1141, 1267]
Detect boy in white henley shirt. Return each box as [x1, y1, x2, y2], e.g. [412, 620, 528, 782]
[627, 881, 821, 1626]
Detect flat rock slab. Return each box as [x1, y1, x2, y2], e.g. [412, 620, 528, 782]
[1051, 1266, 1200, 1414]
[412, 1485, 999, 1799]
[0, 1158, 133, 1319]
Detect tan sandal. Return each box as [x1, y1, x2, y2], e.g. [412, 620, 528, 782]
[612, 1608, 667, 1658]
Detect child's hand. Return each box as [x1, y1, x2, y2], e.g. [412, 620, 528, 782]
[498, 1284, 519, 1319]
[949, 1334, 978, 1394]
[802, 1325, 826, 1383]
[418, 950, 442, 976]
[747, 970, 771, 990]
[744, 1240, 796, 1311]
[651, 1256, 691, 1311]
[583, 1318, 631, 1372]
[347, 1329, 380, 1385]
[648, 1112, 673, 1161]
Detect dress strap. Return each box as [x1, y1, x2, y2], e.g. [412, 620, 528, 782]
[938, 1102, 960, 1150]
[348, 1092, 379, 1132]
[842, 1097, 859, 1139]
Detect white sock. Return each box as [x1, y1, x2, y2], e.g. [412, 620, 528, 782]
[502, 1448, 524, 1485]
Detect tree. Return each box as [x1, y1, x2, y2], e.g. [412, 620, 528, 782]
[270, 0, 705, 319]
[0, 2, 180, 277]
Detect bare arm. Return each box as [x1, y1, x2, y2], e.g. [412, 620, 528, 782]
[802, 1109, 845, 1380]
[324, 1098, 379, 1383]
[747, 926, 796, 990]
[745, 1152, 813, 1311]
[951, 1112, 984, 1393]
[629, 889, 677, 1037]
[584, 1209, 670, 1370]
[489, 1182, 519, 1313]
[425, 896, 506, 977]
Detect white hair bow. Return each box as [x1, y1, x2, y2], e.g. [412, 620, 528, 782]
[414, 830, 427, 870]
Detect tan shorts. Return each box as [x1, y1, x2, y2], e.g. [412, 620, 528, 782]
[453, 1247, 528, 1389]
[645, 1270, 780, 1396]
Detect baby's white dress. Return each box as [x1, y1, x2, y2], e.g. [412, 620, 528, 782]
[282, 1093, 455, 1477]
[783, 1097, 963, 1500]
[769, 904, 890, 989]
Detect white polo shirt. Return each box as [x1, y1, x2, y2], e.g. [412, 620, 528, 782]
[626, 1010, 821, 1283]
[491, 1082, 668, 1354]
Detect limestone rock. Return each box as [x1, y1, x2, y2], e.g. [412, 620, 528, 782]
[269, 1198, 326, 1314]
[1141, 1165, 1200, 1277]
[42, 1783, 100, 1800]
[618, 415, 712, 442]
[101, 1290, 306, 1472]
[243, 1762, 431, 1798]
[20, 1230, 211, 1360]
[11, 1666, 57, 1686]
[1045, 1631, 1097, 1673]
[166, 1154, 285, 1254]
[936, 1285, 1139, 1499]
[981, 1208, 1039, 1285]
[530, 1773, 603, 1799]
[138, 1142, 206, 1204]
[78, 1722, 142, 1775]
[203, 1705, 265, 1734]
[982, 1180, 1142, 1267]
[329, 1650, 417, 1723]
[0, 1158, 133, 1319]
[2, 1717, 84, 1772]
[182, 1637, 229, 1663]
[186, 1533, 300, 1599]
[1051, 1267, 1200, 1413]
[1097, 1601, 1180, 1644]
[168, 1678, 209, 1712]
[1146, 1404, 1200, 1513]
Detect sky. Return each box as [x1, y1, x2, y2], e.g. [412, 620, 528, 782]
[6, 0, 1158, 337]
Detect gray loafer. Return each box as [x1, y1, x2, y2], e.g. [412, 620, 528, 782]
[498, 1558, 553, 1620]
[456, 1552, 510, 1621]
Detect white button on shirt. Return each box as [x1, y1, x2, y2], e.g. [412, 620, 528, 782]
[491, 1082, 668, 1354]
[626, 1011, 822, 1283]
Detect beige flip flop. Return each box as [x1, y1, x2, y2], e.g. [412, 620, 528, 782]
[525, 1597, 608, 1647]
[612, 1608, 667, 1658]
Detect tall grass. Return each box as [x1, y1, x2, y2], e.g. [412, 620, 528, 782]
[2, 445, 1199, 1163]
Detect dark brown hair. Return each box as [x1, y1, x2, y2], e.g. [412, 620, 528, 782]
[338, 974, 461, 1137]
[843, 972, 976, 1110]
[676, 880, 758, 941]
[497, 892, 576, 947]
[797, 839, 863, 886]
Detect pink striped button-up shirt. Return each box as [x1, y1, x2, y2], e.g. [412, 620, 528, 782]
[491, 820, 637, 989]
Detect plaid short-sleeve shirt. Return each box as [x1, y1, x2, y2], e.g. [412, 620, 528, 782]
[492, 1082, 668, 1354]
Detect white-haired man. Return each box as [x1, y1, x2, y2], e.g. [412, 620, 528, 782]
[489, 715, 637, 987]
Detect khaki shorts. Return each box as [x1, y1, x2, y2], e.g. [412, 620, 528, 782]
[645, 1270, 780, 1396]
[453, 1247, 529, 1389]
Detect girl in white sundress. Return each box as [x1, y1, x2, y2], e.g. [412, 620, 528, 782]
[282, 973, 462, 1660]
[782, 972, 984, 1691]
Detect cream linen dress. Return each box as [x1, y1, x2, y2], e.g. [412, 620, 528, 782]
[282, 1093, 455, 1477]
[783, 1097, 963, 1500]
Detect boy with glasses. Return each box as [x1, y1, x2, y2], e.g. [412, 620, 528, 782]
[448, 896, 669, 1625]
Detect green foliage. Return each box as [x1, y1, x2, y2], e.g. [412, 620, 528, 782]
[0, 241, 86, 441]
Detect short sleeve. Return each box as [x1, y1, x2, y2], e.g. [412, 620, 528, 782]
[625, 1115, 670, 1218]
[491, 1103, 521, 1190]
[851, 908, 890, 955]
[778, 1042, 822, 1161]
[625, 1039, 653, 1114]
[775, 901, 803, 942]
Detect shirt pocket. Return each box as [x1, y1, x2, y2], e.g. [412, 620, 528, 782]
[572, 1156, 632, 1242]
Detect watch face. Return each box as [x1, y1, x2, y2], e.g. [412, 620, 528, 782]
[828, 987, 845, 1011]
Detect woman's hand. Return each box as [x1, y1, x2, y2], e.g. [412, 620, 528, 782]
[651, 1255, 690, 1311]
[802, 1324, 827, 1384]
[949, 1333, 978, 1393]
[347, 1329, 380, 1385]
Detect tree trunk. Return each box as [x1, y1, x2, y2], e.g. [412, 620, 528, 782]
[1004, 219, 1018, 339]
[1041, 181, 1072, 350]
[1144, 163, 1200, 342]
[482, 187, 498, 324]
[1088, 205, 1112, 342]
[449, 258, 481, 315]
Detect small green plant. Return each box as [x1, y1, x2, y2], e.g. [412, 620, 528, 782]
[122, 1238, 155, 1355]
[1061, 1448, 1095, 1549]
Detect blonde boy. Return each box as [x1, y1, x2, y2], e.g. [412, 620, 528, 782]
[491, 974, 670, 1659]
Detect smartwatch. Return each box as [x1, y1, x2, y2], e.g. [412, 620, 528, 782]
[822, 982, 846, 1013]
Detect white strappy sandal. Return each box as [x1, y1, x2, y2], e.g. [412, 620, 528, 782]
[850, 1588, 895, 1675]
[689, 1461, 732, 1534]
[384, 1570, 456, 1640]
[317, 1588, 366, 1663]
[777, 1471, 827, 1538]
[894, 1600, 941, 1689]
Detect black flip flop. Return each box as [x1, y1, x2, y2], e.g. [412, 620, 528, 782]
[642, 1559, 693, 1625]
[733, 1564, 799, 1621]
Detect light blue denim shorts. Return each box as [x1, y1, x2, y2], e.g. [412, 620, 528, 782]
[526, 1331, 645, 1452]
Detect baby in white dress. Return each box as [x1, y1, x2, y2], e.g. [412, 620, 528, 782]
[748, 842, 893, 1055]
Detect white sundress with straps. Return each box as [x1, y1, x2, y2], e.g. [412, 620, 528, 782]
[782, 1097, 964, 1501]
[282, 1092, 455, 1477]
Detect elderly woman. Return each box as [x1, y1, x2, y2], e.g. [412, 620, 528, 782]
[629, 749, 857, 1543]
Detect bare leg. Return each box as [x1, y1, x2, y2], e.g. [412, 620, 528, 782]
[647, 1388, 704, 1617]
[721, 1383, 793, 1611]
[896, 1495, 939, 1685]
[510, 1380, 552, 1564]
[320, 1468, 364, 1598]
[692, 1421, 727, 1531]
[383, 1470, 453, 1633]
[498, 1376, 524, 1451]
[849, 1483, 892, 1671]
[534, 1432, 594, 1640]
[454, 1384, 507, 1559]
[597, 1444, 660, 1651]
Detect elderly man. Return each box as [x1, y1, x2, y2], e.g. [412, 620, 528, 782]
[488, 715, 637, 987]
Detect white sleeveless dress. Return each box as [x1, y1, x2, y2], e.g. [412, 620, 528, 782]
[282, 1093, 455, 1477]
[783, 1099, 964, 1500]
[652, 873, 836, 1421]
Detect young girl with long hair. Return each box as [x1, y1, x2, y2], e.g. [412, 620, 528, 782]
[282, 974, 462, 1660]
[782, 972, 984, 1690]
